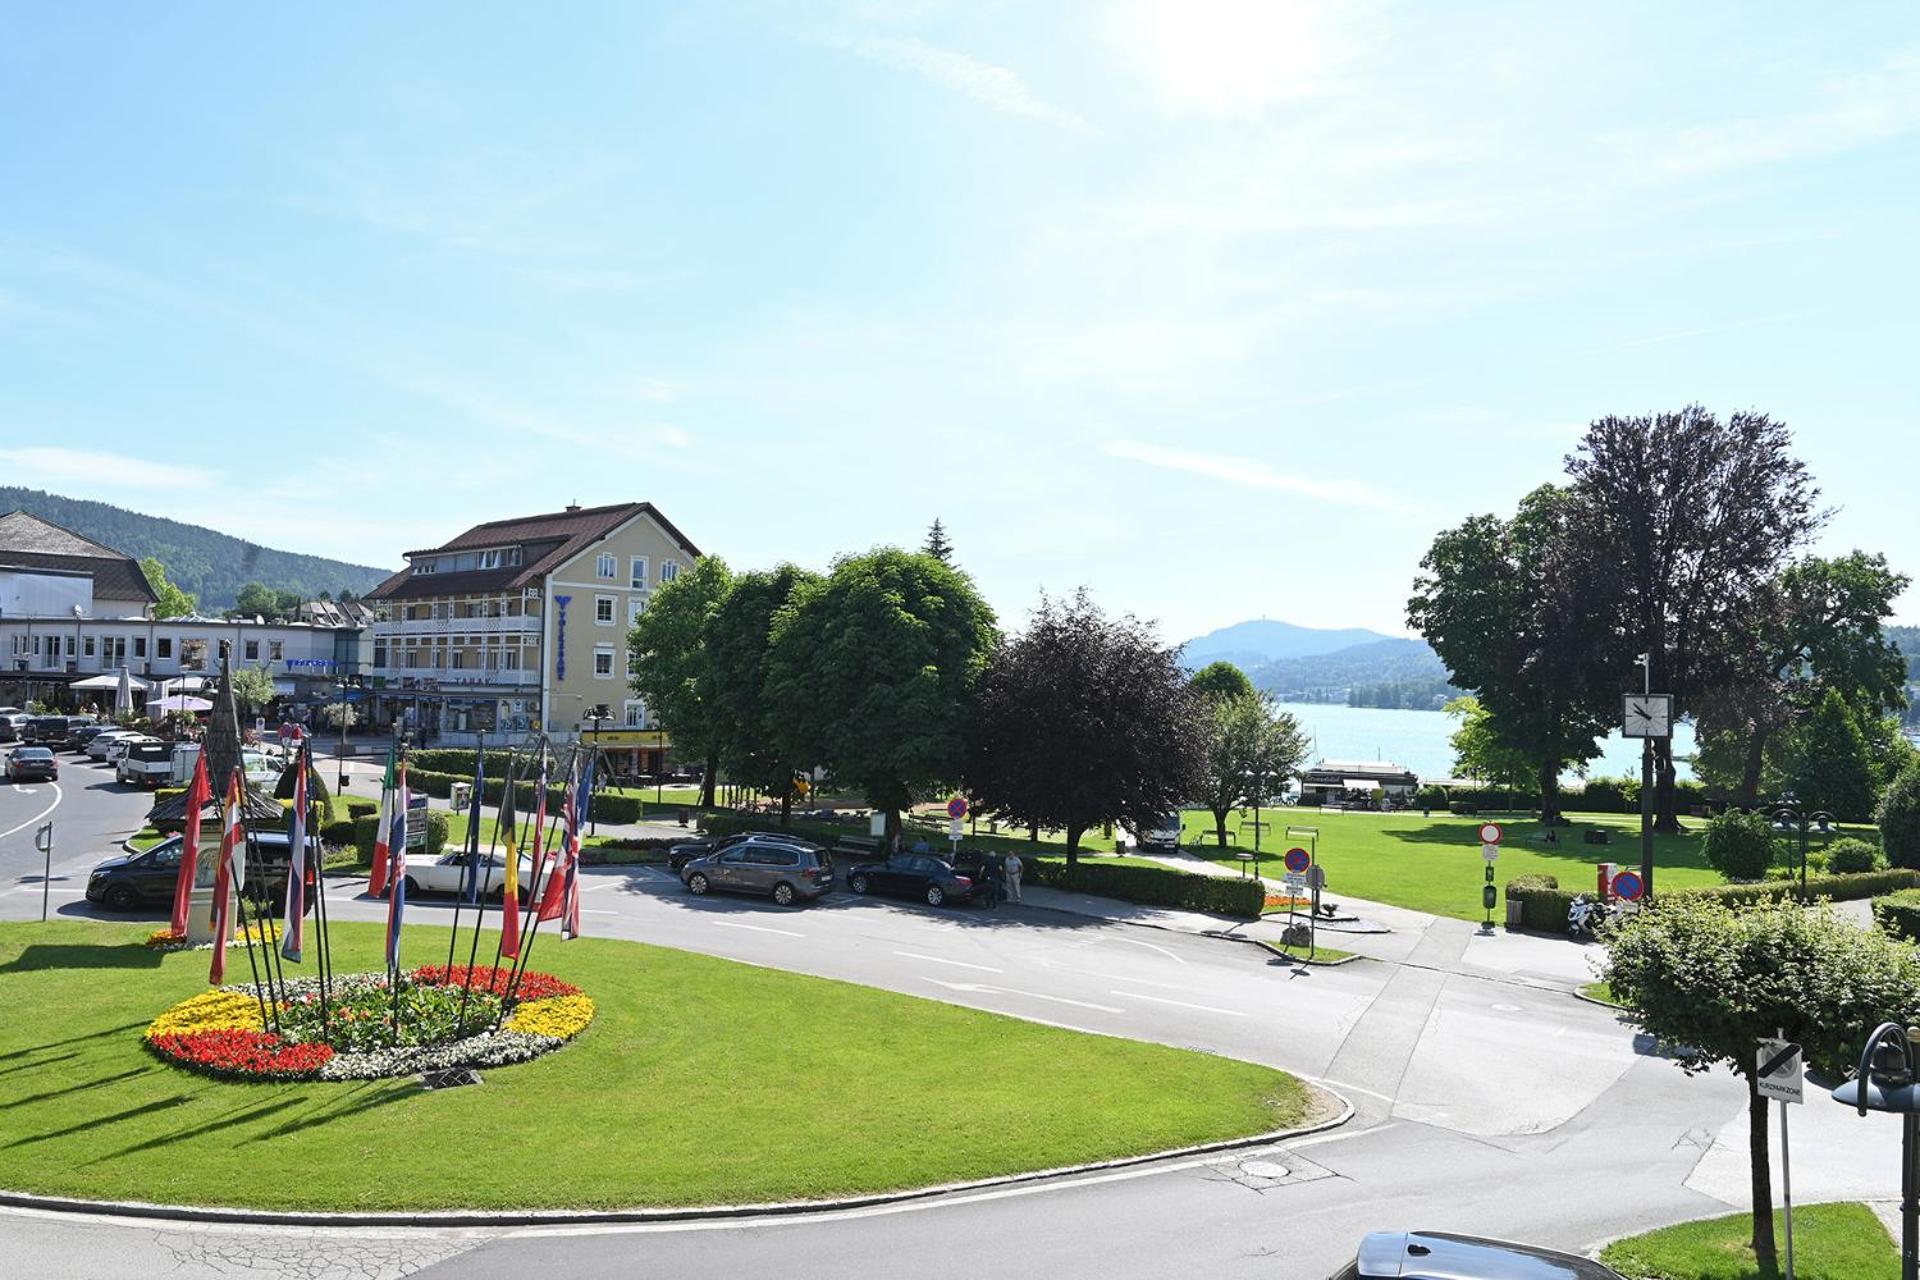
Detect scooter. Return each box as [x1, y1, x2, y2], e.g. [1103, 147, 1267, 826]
[1567, 894, 1612, 939]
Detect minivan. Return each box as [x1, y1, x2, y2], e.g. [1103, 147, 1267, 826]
[682, 837, 834, 907]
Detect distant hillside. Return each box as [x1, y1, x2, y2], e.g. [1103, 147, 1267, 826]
[1246, 636, 1461, 710]
[1181, 619, 1398, 669]
[0, 487, 392, 610]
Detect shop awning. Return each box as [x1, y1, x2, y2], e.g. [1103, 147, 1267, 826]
[1341, 778, 1382, 791]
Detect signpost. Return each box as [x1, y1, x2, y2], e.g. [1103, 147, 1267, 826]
[1280, 835, 1321, 958]
[34, 822, 53, 922]
[1759, 1035, 1805, 1279]
[406, 792, 429, 851]
[1479, 823, 1502, 931]
[1611, 870, 1645, 903]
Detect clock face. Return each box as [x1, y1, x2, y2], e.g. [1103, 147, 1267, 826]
[1623, 694, 1672, 738]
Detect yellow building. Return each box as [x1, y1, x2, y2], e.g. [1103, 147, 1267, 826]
[366, 502, 699, 767]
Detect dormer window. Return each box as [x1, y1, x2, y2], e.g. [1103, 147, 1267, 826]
[415, 559, 437, 575]
[596, 553, 616, 579]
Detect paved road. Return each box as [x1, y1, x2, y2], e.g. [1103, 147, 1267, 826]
[0, 750, 1903, 1279]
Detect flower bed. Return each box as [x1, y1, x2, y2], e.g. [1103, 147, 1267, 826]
[143, 968, 594, 1082]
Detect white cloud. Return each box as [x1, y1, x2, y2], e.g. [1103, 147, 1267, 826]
[833, 34, 1096, 133]
[1102, 439, 1389, 507]
[0, 446, 212, 493]
[1109, 0, 1359, 115]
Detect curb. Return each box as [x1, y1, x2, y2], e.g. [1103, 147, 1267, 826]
[1571, 989, 1629, 1012]
[1249, 939, 1364, 967]
[0, 1091, 1355, 1230]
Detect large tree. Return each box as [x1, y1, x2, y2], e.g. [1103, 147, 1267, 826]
[1408, 484, 1612, 822]
[1196, 691, 1309, 849]
[1443, 695, 1533, 797]
[140, 557, 196, 619]
[767, 548, 996, 837]
[705, 564, 823, 826]
[1603, 896, 1920, 1270]
[627, 555, 733, 807]
[1189, 660, 1256, 703]
[1784, 687, 1879, 822]
[1563, 407, 1824, 830]
[969, 590, 1205, 862]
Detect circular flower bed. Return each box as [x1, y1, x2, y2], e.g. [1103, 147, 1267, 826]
[144, 965, 594, 1082]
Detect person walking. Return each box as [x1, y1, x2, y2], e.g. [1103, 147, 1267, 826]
[978, 854, 1001, 909]
[1004, 850, 1023, 904]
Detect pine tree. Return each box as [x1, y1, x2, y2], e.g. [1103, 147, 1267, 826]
[923, 519, 954, 563]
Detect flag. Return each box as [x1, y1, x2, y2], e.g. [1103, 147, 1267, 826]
[168, 749, 210, 935]
[536, 760, 578, 924]
[208, 769, 243, 985]
[280, 744, 308, 962]
[369, 746, 396, 897]
[384, 764, 409, 972]
[460, 746, 485, 905]
[567, 752, 595, 938]
[499, 771, 522, 960]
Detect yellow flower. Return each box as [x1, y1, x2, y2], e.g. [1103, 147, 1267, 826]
[146, 990, 265, 1040]
[505, 994, 595, 1040]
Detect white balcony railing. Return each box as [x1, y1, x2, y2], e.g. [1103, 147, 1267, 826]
[375, 614, 540, 635]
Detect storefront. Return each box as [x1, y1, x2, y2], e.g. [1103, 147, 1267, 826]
[581, 726, 670, 782]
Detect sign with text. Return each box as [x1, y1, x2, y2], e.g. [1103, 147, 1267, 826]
[1757, 1039, 1804, 1105]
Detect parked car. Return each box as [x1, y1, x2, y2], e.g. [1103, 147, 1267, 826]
[103, 734, 160, 765]
[0, 717, 15, 744]
[681, 837, 834, 906]
[845, 852, 978, 907]
[7, 746, 59, 783]
[86, 729, 141, 761]
[395, 849, 539, 902]
[1330, 1232, 1627, 1279]
[668, 829, 810, 873]
[24, 715, 72, 745]
[117, 741, 175, 787]
[65, 723, 110, 752]
[86, 830, 321, 913]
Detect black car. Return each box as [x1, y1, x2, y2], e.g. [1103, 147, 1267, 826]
[668, 829, 809, 873]
[1332, 1231, 1626, 1279]
[23, 716, 71, 745]
[66, 723, 110, 752]
[87, 831, 320, 913]
[0, 717, 15, 744]
[7, 746, 59, 782]
[846, 853, 979, 907]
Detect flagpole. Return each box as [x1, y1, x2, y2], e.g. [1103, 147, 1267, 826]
[445, 736, 484, 973]
[246, 823, 291, 1026]
[457, 764, 509, 1027]
[309, 783, 332, 1042]
[496, 744, 573, 1027]
[485, 744, 533, 984]
[226, 821, 276, 1033]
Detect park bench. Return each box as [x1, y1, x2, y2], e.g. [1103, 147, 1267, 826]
[834, 834, 885, 859]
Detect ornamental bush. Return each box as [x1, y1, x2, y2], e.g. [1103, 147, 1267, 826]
[1702, 810, 1779, 882]
[1874, 888, 1920, 944]
[1881, 765, 1920, 870]
[1827, 837, 1883, 874]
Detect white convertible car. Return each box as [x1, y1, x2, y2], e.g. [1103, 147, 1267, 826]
[398, 850, 541, 902]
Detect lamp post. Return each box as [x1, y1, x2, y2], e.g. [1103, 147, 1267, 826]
[333, 676, 359, 793]
[1833, 1022, 1920, 1280]
[585, 704, 610, 835]
[1771, 795, 1834, 897]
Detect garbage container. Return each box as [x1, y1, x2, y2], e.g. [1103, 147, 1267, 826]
[451, 782, 471, 811]
[677, 806, 691, 827]
[1506, 896, 1524, 928]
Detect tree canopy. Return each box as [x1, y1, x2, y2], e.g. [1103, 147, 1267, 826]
[705, 563, 822, 822]
[140, 557, 197, 619]
[1196, 691, 1308, 849]
[627, 555, 733, 805]
[232, 582, 305, 621]
[767, 548, 996, 833]
[1189, 660, 1256, 703]
[968, 590, 1204, 860]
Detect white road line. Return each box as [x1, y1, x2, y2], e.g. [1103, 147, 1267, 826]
[1079, 934, 1186, 964]
[893, 950, 1002, 973]
[711, 920, 805, 938]
[1111, 990, 1245, 1017]
[0, 782, 63, 842]
[924, 978, 1123, 1013]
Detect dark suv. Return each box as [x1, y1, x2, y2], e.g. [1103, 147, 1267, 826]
[681, 837, 834, 907]
[87, 831, 320, 913]
[1332, 1232, 1625, 1279]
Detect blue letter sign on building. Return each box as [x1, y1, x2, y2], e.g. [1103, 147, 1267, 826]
[553, 595, 571, 680]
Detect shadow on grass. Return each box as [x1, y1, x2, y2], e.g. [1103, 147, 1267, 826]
[0, 1065, 162, 1111]
[0, 944, 162, 973]
[6, 1094, 196, 1148]
[0, 1022, 147, 1063]
[99, 1097, 303, 1162]
[251, 1079, 418, 1141]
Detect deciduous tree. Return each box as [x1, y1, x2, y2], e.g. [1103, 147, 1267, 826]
[706, 564, 823, 826]
[627, 556, 732, 807]
[1196, 692, 1308, 848]
[1189, 660, 1256, 703]
[969, 590, 1204, 862]
[140, 557, 197, 619]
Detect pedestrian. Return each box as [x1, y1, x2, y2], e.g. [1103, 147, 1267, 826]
[1004, 849, 1023, 904]
[978, 855, 1000, 908]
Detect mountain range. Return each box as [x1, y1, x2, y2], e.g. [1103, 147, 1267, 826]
[0, 487, 393, 611]
[1180, 619, 1460, 710]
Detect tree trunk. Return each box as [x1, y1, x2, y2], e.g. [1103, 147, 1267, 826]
[1653, 738, 1681, 833]
[1537, 759, 1562, 825]
[1214, 809, 1230, 849]
[779, 791, 791, 829]
[700, 752, 717, 809]
[1736, 727, 1768, 809]
[1065, 824, 1084, 868]
[1746, 1073, 1778, 1269]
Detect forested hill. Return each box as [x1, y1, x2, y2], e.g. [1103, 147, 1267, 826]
[1249, 637, 1462, 710]
[0, 487, 392, 610]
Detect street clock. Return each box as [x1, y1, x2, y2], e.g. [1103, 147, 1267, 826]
[1623, 693, 1673, 739]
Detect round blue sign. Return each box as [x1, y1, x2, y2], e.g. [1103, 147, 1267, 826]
[1611, 870, 1644, 901]
[1284, 847, 1311, 874]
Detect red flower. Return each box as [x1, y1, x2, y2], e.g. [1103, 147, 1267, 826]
[149, 1029, 333, 1080]
[409, 964, 579, 1001]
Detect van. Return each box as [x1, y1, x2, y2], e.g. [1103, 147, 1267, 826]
[1128, 813, 1185, 851]
[117, 741, 175, 787]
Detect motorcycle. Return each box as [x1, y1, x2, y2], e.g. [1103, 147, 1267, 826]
[1567, 894, 1616, 939]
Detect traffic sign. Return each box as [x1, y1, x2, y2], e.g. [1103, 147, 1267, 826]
[949, 817, 963, 841]
[1306, 864, 1327, 891]
[1284, 847, 1312, 874]
[1481, 843, 1500, 862]
[947, 796, 968, 820]
[1282, 872, 1308, 891]
[1757, 1038, 1804, 1105]
[1478, 822, 1504, 845]
[1611, 870, 1645, 902]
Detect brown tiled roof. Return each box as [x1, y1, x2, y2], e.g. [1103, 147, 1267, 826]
[371, 503, 699, 601]
[0, 511, 158, 605]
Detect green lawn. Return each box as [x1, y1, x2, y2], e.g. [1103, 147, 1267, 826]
[1602, 1203, 1896, 1279]
[1257, 939, 1357, 965]
[0, 920, 1309, 1211]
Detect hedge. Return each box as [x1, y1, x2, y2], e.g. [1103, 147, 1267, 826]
[352, 811, 450, 861]
[1873, 888, 1920, 943]
[1505, 868, 1920, 933]
[1444, 778, 1713, 817]
[1504, 874, 1565, 931]
[1024, 858, 1266, 919]
[698, 813, 862, 844]
[402, 769, 652, 824]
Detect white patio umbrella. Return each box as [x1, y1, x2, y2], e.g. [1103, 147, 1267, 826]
[114, 666, 135, 717]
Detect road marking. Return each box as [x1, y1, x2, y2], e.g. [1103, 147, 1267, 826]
[894, 950, 1002, 973]
[1111, 990, 1245, 1017]
[711, 920, 805, 938]
[923, 977, 1122, 1013]
[1079, 934, 1186, 964]
[0, 782, 63, 842]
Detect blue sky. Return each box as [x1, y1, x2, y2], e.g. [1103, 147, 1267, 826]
[2, 2, 1915, 639]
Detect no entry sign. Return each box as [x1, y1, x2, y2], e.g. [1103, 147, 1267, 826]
[1284, 847, 1312, 874]
[1477, 822, 1503, 845]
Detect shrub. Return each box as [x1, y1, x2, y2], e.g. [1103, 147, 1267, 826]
[1023, 858, 1265, 919]
[1502, 869, 1920, 933]
[1570, 778, 1630, 814]
[350, 811, 447, 859]
[1874, 888, 1920, 943]
[1702, 810, 1778, 882]
[319, 818, 357, 847]
[1881, 766, 1920, 870]
[1827, 837, 1883, 875]
[1414, 784, 1449, 810]
[1504, 874, 1569, 931]
[341, 796, 378, 819]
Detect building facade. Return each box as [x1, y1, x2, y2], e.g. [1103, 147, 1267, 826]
[1296, 759, 1421, 808]
[0, 510, 158, 620]
[364, 502, 699, 766]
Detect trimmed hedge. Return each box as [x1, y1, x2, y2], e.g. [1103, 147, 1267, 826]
[403, 768, 653, 825]
[698, 813, 863, 844]
[340, 796, 378, 819]
[1504, 874, 1565, 931]
[1873, 888, 1920, 943]
[1506, 868, 1920, 933]
[319, 818, 357, 847]
[1024, 858, 1266, 919]
[351, 811, 449, 861]
[1702, 810, 1779, 881]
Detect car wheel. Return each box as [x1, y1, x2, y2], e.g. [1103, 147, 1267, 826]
[688, 872, 710, 895]
[403, 876, 421, 897]
[104, 884, 139, 912]
[771, 881, 796, 907]
[925, 884, 946, 907]
[849, 873, 870, 894]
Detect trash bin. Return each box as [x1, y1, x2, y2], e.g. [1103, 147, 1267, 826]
[451, 782, 471, 811]
[1506, 897, 1524, 928]
[677, 805, 691, 827]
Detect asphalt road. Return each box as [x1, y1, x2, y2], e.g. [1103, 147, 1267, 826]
[0, 747, 1903, 1280]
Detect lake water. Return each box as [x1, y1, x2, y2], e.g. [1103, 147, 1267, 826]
[1275, 701, 1697, 784]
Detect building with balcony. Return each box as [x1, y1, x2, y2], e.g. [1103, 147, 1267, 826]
[364, 501, 699, 765]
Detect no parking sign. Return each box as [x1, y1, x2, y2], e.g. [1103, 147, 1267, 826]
[1611, 870, 1644, 902]
[1284, 847, 1312, 874]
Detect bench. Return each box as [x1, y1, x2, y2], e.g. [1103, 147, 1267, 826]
[834, 835, 885, 858]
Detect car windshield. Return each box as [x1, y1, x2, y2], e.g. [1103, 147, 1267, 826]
[18, 748, 52, 760]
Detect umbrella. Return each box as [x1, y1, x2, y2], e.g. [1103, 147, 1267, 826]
[155, 695, 213, 713]
[71, 672, 152, 690]
[114, 666, 134, 718]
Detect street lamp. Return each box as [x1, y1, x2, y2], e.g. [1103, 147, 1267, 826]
[1771, 794, 1835, 897]
[585, 704, 610, 835]
[333, 676, 362, 793]
[1833, 1022, 1920, 1280]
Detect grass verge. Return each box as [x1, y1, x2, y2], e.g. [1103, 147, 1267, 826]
[1601, 1203, 1896, 1279]
[1581, 980, 1621, 1006]
[0, 920, 1309, 1211]
[1255, 939, 1357, 965]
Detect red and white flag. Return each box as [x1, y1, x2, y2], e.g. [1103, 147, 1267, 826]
[207, 769, 244, 985]
[168, 750, 211, 936]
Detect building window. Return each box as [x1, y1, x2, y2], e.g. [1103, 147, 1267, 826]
[593, 646, 615, 678]
[660, 560, 679, 584]
[133, 637, 146, 659]
[268, 640, 283, 661]
[158, 637, 173, 659]
[630, 556, 648, 588]
[623, 699, 646, 727]
[83, 636, 96, 658]
[596, 553, 616, 579]
[595, 595, 616, 625]
[244, 640, 259, 660]
[628, 597, 645, 626]
[479, 549, 502, 569]
[416, 559, 437, 575]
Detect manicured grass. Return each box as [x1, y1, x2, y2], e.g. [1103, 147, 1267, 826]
[1602, 1203, 1896, 1279]
[0, 920, 1310, 1211]
[1257, 939, 1357, 965]
[1582, 980, 1621, 1005]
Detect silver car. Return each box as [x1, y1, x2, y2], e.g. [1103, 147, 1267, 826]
[682, 837, 834, 907]
[1332, 1232, 1625, 1279]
